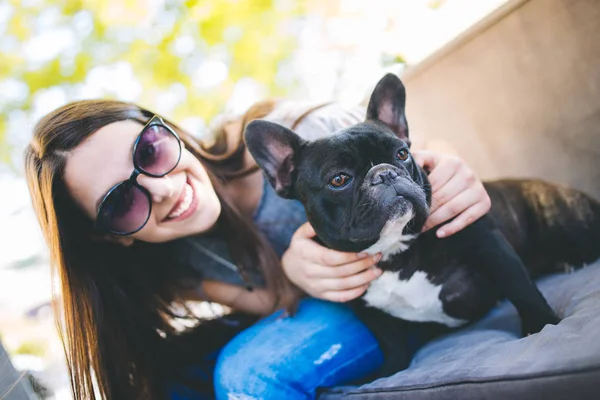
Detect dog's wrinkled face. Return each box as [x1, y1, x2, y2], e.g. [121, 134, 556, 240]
[245, 74, 431, 253]
[289, 123, 430, 252]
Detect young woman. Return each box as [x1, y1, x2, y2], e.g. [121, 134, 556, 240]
[25, 99, 490, 399]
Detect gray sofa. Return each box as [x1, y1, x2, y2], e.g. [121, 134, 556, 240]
[322, 260, 600, 399]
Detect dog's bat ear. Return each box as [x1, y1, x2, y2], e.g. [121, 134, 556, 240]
[244, 120, 304, 199]
[366, 73, 410, 146]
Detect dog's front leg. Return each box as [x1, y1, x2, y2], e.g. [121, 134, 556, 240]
[449, 217, 560, 335]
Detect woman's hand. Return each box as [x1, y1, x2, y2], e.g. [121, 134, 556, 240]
[282, 223, 383, 302]
[412, 150, 491, 238]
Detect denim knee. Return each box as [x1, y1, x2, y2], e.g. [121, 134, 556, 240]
[214, 340, 301, 400]
[213, 300, 384, 399]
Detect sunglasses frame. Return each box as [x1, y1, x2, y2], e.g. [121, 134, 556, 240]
[94, 115, 182, 235]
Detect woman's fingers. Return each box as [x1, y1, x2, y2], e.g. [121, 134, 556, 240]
[292, 222, 368, 266]
[424, 189, 483, 236]
[435, 199, 491, 238]
[315, 266, 383, 292]
[318, 247, 371, 267]
[305, 254, 382, 279]
[297, 239, 368, 267]
[415, 150, 491, 237]
[425, 190, 473, 232]
[292, 221, 317, 239]
[428, 166, 473, 215]
[428, 158, 463, 193]
[414, 151, 460, 192]
[412, 150, 437, 170]
[322, 284, 371, 303]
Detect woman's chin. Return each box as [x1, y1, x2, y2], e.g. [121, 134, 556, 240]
[179, 173, 221, 234]
[186, 195, 221, 235]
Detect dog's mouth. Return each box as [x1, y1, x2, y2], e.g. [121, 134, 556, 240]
[345, 203, 417, 260]
[383, 194, 414, 218]
[344, 189, 427, 247]
[349, 199, 414, 238]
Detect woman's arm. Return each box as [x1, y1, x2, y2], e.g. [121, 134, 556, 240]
[181, 280, 277, 315]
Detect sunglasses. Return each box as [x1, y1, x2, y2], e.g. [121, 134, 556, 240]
[94, 115, 182, 235]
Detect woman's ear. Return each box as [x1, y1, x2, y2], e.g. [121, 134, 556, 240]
[90, 233, 135, 247]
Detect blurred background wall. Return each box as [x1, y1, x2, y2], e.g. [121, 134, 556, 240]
[404, 0, 600, 199]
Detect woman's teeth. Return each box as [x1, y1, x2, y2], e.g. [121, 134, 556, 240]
[168, 183, 194, 219]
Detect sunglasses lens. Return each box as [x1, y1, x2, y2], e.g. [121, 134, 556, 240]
[97, 182, 150, 234]
[134, 124, 180, 176]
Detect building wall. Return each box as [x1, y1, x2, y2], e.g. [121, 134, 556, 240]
[404, 0, 600, 199]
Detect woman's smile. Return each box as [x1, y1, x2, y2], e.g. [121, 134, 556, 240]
[165, 174, 200, 222]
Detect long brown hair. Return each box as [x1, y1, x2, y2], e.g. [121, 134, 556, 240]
[25, 99, 293, 399]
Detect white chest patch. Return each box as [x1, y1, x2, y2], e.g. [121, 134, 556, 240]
[363, 270, 467, 327]
[362, 212, 416, 261]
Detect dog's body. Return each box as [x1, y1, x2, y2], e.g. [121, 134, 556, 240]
[245, 74, 600, 336]
[361, 178, 600, 330]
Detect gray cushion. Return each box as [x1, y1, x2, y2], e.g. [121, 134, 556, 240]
[322, 260, 600, 399]
[0, 340, 37, 400]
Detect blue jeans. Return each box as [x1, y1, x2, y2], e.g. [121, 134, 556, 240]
[170, 298, 384, 399]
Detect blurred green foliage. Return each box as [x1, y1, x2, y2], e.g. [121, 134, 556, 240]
[14, 339, 47, 357]
[0, 0, 303, 165]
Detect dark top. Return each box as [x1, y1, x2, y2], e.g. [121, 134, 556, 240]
[168, 175, 307, 288]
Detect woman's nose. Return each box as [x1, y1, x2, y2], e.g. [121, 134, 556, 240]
[136, 174, 175, 204]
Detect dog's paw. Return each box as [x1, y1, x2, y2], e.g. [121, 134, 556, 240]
[521, 311, 561, 336]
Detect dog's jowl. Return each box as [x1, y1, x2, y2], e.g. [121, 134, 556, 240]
[245, 73, 600, 336]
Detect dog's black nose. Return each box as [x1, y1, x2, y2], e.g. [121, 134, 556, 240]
[371, 168, 398, 185]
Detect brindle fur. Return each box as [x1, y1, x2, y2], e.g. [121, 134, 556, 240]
[485, 179, 600, 275]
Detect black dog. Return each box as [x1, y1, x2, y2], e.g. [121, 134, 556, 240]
[245, 74, 600, 338]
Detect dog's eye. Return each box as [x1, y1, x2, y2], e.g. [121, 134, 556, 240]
[397, 149, 409, 161]
[329, 174, 352, 188]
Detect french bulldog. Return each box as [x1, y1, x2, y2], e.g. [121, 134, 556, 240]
[245, 73, 600, 336]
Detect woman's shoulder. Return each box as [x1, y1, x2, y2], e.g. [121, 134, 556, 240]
[264, 100, 366, 140]
[263, 100, 432, 150]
